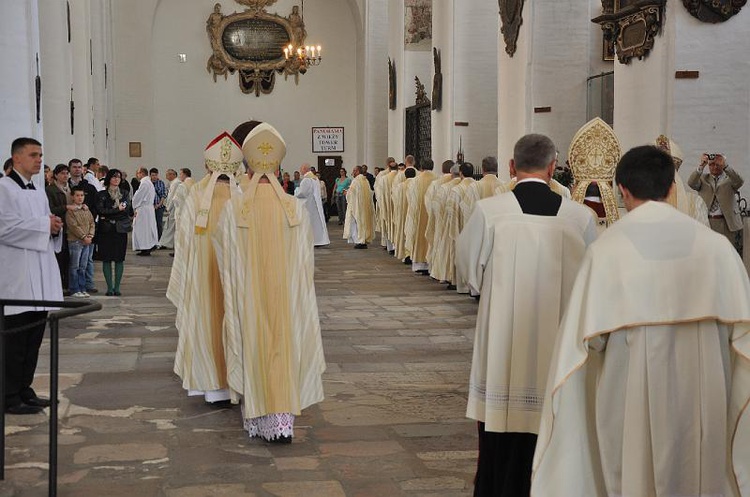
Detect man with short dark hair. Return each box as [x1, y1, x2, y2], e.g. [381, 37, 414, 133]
[84, 157, 103, 191]
[533, 145, 750, 497]
[149, 167, 167, 243]
[159, 169, 179, 249]
[0, 138, 63, 414]
[462, 156, 508, 224]
[457, 134, 597, 496]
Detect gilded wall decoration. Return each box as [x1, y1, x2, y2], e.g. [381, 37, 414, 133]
[498, 0, 525, 57]
[206, 1, 307, 96]
[431, 47, 442, 111]
[592, 0, 665, 64]
[682, 0, 746, 22]
[405, 0, 432, 51]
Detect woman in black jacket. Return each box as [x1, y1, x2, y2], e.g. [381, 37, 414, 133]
[95, 169, 133, 296]
[46, 164, 72, 292]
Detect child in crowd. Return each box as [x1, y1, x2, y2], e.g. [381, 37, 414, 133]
[66, 185, 96, 297]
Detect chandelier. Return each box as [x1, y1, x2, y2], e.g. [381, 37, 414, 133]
[284, 44, 323, 68]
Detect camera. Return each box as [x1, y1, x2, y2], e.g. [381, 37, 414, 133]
[120, 201, 127, 208]
[706, 153, 717, 161]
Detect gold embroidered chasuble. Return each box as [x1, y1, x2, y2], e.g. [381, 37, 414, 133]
[168, 177, 239, 393]
[343, 174, 375, 244]
[214, 183, 326, 419]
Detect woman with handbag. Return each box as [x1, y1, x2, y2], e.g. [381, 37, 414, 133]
[95, 169, 133, 296]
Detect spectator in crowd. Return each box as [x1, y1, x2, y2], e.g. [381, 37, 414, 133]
[281, 171, 295, 194]
[46, 163, 73, 294]
[150, 167, 167, 243]
[95, 169, 133, 295]
[2, 158, 13, 177]
[66, 185, 95, 297]
[68, 158, 99, 293]
[293, 170, 301, 190]
[120, 170, 131, 195]
[362, 164, 376, 190]
[334, 167, 352, 224]
[318, 171, 330, 222]
[96, 165, 109, 187]
[688, 152, 744, 251]
[84, 157, 103, 191]
[44, 164, 52, 186]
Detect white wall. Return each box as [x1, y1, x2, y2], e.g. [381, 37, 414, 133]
[387, 0, 405, 159]
[111, 0, 360, 175]
[431, 0, 453, 165]
[363, 0, 389, 169]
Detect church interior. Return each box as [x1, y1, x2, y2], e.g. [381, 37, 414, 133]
[1, 0, 750, 495]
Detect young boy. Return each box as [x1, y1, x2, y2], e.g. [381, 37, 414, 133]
[66, 185, 96, 297]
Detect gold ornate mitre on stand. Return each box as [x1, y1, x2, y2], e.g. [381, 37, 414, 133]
[240, 123, 299, 227]
[196, 131, 244, 228]
[569, 117, 622, 225]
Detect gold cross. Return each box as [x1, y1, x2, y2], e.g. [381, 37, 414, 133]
[257, 142, 274, 156]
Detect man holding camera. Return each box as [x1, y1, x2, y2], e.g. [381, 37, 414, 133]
[688, 153, 744, 250]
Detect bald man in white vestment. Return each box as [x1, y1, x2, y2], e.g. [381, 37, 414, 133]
[295, 163, 329, 246]
[460, 156, 509, 226]
[456, 134, 597, 497]
[532, 145, 750, 497]
[214, 123, 326, 443]
[167, 132, 243, 403]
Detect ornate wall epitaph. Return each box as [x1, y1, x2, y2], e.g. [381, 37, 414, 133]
[592, 0, 666, 64]
[682, 0, 746, 22]
[498, 0, 525, 57]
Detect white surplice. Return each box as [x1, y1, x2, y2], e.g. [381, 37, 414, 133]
[457, 192, 597, 434]
[0, 176, 63, 314]
[429, 177, 461, 281]
[404, 170, 435, 267]
[132, 177, 158, 250]
[295, 172, 330, 246]
[532, 201, 750, 497]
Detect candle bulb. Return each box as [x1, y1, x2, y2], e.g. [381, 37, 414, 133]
[317, 45, 322, 57]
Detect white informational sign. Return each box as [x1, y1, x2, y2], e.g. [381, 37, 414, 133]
[312, 127, 345, 153]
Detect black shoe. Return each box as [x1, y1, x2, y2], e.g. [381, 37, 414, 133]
[447, 284, 457, 290]
[86, 287, 99, 294]
[63, 289, 71, 297]
[403, 257, 412, 265]
[354, 244, 367, 249]
[105, 291, 114, 296]
[6, 403, 44, 415]
[169, 252, 175, 257]
[113, 290, 121, 296]
[22, 395, 51, 408]
[136, 250, 151, 256]
[388, 250, 395, 255]
[416, 269, 430, 275]
[267, 435, 292, 444]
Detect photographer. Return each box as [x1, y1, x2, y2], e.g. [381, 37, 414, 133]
[688, 153, 744, 250]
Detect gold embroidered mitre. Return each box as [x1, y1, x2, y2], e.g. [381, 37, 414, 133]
[654, 134, 684, 170]
[655, 134, 686, 209]
[240, 123, 299, 227]
[568, 117, 622, 225]
[195, 131, 244, 229]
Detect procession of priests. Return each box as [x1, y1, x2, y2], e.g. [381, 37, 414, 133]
[163, 115, 750, 495]
[370, 118, 750, 496]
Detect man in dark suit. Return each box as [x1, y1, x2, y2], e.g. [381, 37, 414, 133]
[687, 153, 744, 250]
[456, 134, 597, 497]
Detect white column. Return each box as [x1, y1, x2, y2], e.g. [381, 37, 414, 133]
[497, 0, 592, 176]
[38, 0, 75, 164]
[452, 0, 498, 167]
[430, 0, 454, 164]
[363, 0, 389, 168]
[69, 0, 94, 158]
[90, 0, 109, 163]
[387, 0, 405, 159]
[0, 0, 42, 149]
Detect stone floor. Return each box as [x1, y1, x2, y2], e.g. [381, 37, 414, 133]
[1, 222, 480, 497]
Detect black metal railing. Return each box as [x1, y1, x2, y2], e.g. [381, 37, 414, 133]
[1, 298, 101, 497]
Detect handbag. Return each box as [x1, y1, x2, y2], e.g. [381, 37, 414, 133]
[98, 218, 116, 234]
[115, 217, 133, 233]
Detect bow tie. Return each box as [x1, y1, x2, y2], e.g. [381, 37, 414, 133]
[26, 182, 36, 190]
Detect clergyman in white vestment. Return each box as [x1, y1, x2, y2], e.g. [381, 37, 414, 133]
[532, 146, 750, 497]
[158, 169, 180, 249]
[295, 163, 330, 246]
[456, 134, 597, 497]
[343, 165, 375, 248]
[214, 123, 326, 443]
[131, 167, 158, 254]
